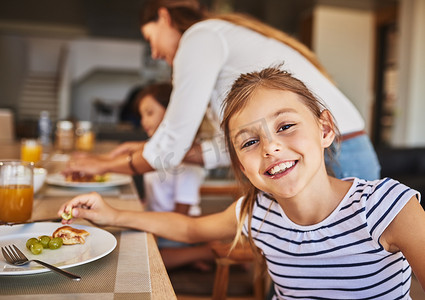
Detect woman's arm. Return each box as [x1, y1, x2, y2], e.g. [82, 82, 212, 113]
[59, 192, 237, 243]
[64, 147, 154, 176]
[381, 196, 425, 290]
[106, 141, 146, 158]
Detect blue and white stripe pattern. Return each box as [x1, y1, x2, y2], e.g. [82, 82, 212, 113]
[237, 177, 420, 299]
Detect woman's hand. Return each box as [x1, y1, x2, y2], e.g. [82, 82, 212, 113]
[107, 141, 146, 158]
[63, 154, 110, 176]
[58, 192, 119, 226]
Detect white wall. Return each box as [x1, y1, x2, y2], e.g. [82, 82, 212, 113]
[69, 38, 145, 82]
[67, 39, 171, 122]
[312, 5, 375, 132]
[62, 38, 146, 121]
[71, 71, 146, 122]
[393, 0, 425, 146]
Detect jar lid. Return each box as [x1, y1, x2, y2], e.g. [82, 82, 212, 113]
[76, 121, 92, 130]
[56, 120, 73, 130]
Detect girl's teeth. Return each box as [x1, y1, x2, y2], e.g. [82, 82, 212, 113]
[269, 161, 295, 175]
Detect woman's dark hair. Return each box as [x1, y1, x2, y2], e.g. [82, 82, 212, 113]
[140, 0, 206, 33]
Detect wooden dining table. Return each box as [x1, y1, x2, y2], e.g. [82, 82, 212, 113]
[0, 140, 177, 299]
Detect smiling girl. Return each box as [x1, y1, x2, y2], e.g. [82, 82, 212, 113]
[59, 67, 424, 299]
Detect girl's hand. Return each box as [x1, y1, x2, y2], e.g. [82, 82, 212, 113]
[107, 141, 145, 158]
[183, 143, 204, 165]
[58, 192, 118, 226]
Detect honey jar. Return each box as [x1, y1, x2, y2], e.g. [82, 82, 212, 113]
[55, 121, 74, 152]
[75, 121, 95, 151]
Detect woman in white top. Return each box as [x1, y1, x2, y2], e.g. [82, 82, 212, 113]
[65, 0, 380, 181]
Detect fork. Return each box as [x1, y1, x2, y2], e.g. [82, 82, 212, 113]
[1, 244, 81, 281]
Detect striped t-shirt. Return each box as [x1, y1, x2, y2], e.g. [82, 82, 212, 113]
[237, 177, 420, 299]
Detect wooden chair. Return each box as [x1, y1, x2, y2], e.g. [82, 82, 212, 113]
[210, 240, 266, 300]
[200, 180, 266, 300]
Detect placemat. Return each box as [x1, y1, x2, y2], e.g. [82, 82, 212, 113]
[0, 229, 151, 299]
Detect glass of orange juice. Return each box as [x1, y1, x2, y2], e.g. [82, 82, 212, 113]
[0, 161, 34, 222]
[21, 139, 42, 164]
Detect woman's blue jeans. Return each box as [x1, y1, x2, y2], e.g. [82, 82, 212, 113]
[326, 134, 381, 180]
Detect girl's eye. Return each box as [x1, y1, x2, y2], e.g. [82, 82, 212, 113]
[278, 124, 294, 132]
[241, 139, 258, 149]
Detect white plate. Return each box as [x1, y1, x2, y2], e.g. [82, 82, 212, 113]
[0, 223, 117, 275]
[46, 173, 132, 188]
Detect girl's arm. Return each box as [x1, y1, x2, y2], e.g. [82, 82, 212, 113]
[121, 204, 238, 243]
[174, 203, 190, 215]
[183, 143, 204, 165]
[381, 196, 425, 289]
[58, 192, 237, 243]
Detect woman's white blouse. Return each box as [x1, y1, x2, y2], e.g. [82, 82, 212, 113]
[143, 19, 365, 170]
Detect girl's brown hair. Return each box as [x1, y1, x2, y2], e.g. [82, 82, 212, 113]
[220, 66, 340, 252]
[140, 0, 331, 79]
[135, 82, 173, 113]
[136, 81, 210, 139]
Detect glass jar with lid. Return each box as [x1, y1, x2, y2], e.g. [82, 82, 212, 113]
[55, 120, 74, 152]
[75, 121, 95, 151]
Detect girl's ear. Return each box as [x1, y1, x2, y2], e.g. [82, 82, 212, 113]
[319, 110, 336, 148]
[157, 7, 172, 26]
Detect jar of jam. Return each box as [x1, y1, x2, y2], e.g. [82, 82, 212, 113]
[55, 121, 74, 152]
[75, 121, 95, 151]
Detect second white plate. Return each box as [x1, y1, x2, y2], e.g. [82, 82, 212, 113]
[46, 173, 132, 188]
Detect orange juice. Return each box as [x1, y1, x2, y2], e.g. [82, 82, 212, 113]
[0, 184, 33, 222]
[21, 139, 42, 163]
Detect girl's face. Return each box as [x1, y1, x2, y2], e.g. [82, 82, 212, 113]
[229, 88, 334, 201]
[139, 95, 166, 137]
[141, 8, 182, 66]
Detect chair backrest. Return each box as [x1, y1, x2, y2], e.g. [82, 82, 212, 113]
[0, 109, 15, 142]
